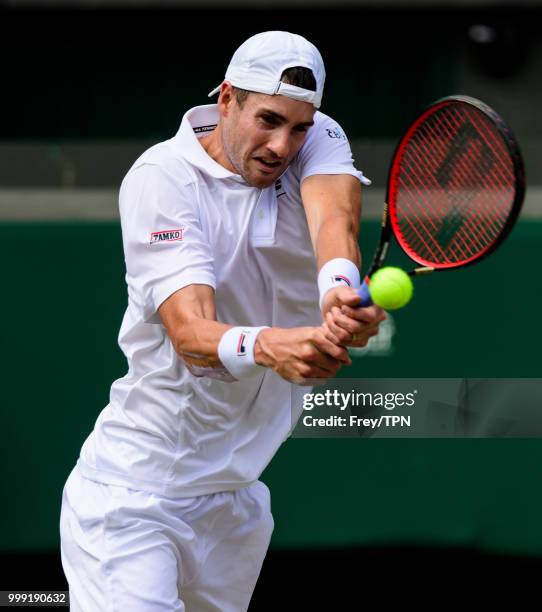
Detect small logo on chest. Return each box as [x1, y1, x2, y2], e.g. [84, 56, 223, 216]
[275, 179, 286, 198]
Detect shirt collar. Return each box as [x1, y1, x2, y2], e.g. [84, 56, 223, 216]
[172, 104, 246, 182]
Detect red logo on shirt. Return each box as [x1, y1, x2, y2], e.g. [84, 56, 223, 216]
[150, 228, 184, 245]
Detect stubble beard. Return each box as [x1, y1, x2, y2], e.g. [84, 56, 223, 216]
[222, 125, 278, 189]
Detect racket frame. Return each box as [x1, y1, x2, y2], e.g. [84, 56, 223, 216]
[365, 95, 525, 279]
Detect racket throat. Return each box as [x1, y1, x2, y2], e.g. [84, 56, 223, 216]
[411, 267, 435, 277]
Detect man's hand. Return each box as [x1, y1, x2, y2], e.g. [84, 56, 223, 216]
[321, 286, 387, 348]
[254, 326, 352, 385]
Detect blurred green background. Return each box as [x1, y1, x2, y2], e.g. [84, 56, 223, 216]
[1, 1, 542, 595]
[2, 219, 541, 555]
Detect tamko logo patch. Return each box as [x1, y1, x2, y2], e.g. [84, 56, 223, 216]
[150, 228, 184, 245]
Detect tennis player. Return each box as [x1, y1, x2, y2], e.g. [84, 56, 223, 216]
[60, 30, 385, 611]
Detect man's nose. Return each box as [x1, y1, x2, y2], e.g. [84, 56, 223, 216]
[267, 130, 290, 159]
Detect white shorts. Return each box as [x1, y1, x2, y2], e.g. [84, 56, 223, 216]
[60, 466, 274, 611]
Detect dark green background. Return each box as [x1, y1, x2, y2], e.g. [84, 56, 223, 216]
[2, 220, 541, 554]
[1, 7, 463, 141]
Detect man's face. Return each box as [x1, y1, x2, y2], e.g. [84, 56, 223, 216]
[220, 88, 316, 188]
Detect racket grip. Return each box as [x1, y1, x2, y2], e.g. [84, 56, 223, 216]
[356, 279, 373, 307]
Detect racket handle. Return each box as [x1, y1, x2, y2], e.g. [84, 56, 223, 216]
[356, 278, 373, 307]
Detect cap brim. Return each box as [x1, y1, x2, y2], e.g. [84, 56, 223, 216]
[208, 85, 221, 98]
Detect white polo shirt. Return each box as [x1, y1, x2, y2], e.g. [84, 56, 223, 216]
[78, 104, 370, 498]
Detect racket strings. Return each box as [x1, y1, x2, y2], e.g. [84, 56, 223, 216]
[391, 103, 516, 266]
[395, 132, 479, 263]
[416, 117, 508, 255]
[442, 108, 514, 218]
[439, 114, 513, 256]
[409, 116, 507, 251]
[404, 110, 513, 254]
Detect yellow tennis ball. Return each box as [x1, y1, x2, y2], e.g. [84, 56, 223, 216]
[369, 267, 413, 310]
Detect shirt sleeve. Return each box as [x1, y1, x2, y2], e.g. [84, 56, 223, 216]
[119, 162, 216, 324]
[294, 112, 372, 186]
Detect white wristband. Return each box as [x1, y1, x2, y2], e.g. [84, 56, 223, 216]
[318, 258, 361, 309]
[217, 326, 269, 380]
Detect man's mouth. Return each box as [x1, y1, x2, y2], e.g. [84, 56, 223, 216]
[253, 157, 282, 172]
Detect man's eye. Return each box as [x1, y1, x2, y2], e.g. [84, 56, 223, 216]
[260, 116, 277, 126]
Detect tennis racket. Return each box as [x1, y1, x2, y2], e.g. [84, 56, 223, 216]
[358, 95, 525, 307]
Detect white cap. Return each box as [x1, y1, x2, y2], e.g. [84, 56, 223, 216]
[208, 31, 325, 109]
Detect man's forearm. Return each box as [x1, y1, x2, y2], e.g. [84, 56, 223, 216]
[173, 318, 232, 368]
[300, 173, 362, 272]
[315, 214, 361, 271]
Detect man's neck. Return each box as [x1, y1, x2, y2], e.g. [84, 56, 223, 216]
[198, 126, 237, 174]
